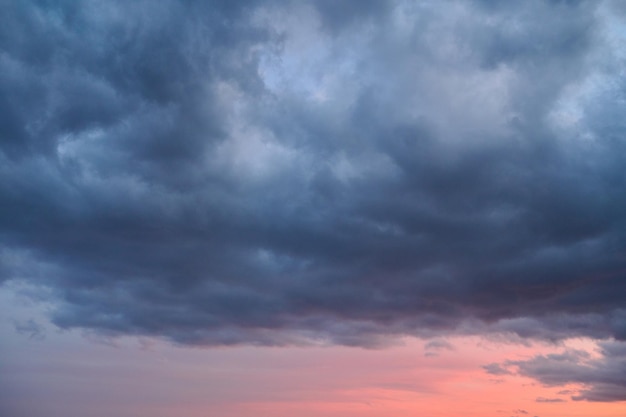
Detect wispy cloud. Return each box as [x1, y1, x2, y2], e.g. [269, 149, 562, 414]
[485, 340, 626, 402]
[13, 318, 45, 340]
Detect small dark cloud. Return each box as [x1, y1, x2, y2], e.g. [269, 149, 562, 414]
[484, 363, 514, 376]
[13, 318, 45, 340]
[425, 339, 455, 350]
[424, 338, 455, 356]
[536, 397, 565, 403]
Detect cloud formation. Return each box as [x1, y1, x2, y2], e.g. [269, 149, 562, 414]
[1, 0, 625, 348]
[485, 340, 626, 402]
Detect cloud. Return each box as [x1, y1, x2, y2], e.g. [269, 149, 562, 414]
[0, 0, 625, 348]
[425, 339, 455, 350]
[424, 338, 455, 356]
[536, 397, 565, 403]
[13, 318, 45, 340]
[487, 340, 626, 402]
[483, 363, 514, 376]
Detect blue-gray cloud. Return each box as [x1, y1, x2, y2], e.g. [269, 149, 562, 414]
[1, 0, 625, 349]
[13, 318, 45, 341]
[536, 397, 565, 403]
[485, 340, 626, 402]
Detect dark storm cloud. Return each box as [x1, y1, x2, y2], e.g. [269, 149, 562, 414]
[486, 340, 626, 402]
[1, 0, 625, 348]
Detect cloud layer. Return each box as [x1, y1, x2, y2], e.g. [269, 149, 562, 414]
[485, 340, 626, 402]
[1, 0, 625, 348]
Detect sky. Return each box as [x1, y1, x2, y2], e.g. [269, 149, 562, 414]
[0, 0, 625, 416]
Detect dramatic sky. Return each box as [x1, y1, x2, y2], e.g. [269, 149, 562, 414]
[1, 0, 625, 416]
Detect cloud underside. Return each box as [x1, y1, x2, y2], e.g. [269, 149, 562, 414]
[1, 0, 625, 353]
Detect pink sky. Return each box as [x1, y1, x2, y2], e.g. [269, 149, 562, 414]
[2, 291, 625, 417]
[2, 285, 625, 417]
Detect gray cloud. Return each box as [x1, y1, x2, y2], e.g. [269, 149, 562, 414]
[486, 340, 626, 402]
[535, 397, 566, 403]
[425, 339, 455, 351]
[13, 318, 45, 341]
[424, 338, 455, 356]
[483, 363, 513, 376]
[1, 0, 625, 348]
